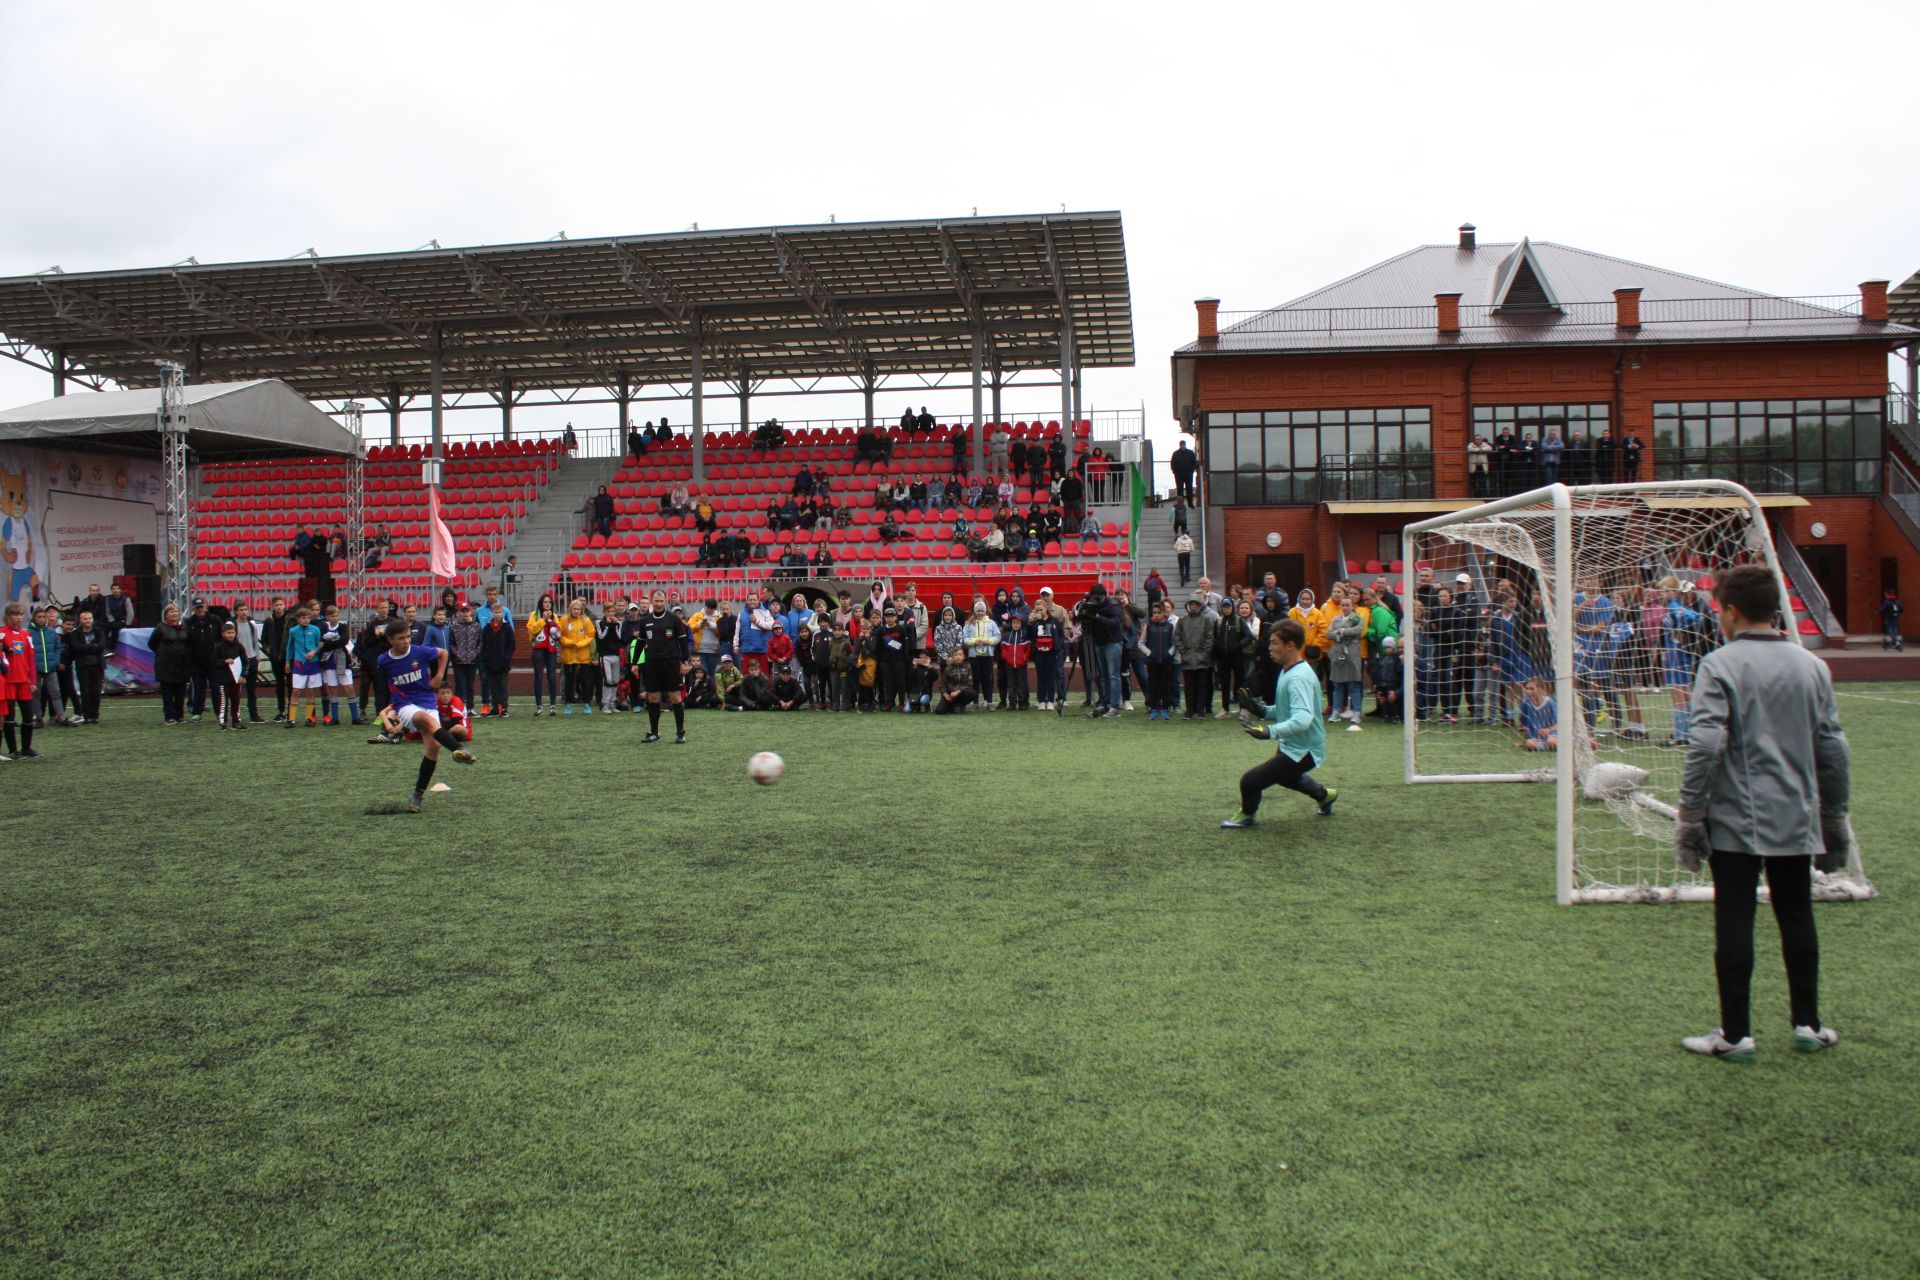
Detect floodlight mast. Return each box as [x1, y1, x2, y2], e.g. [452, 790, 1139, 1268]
[158, 361, 192, 613]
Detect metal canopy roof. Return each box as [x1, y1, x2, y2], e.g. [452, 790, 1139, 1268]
[0, 213, 1132, 400]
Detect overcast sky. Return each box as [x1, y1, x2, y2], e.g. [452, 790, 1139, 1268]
[2, 0, 1914, 454]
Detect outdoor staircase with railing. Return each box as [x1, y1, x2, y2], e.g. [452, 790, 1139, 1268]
[501, 455, 621, 610]
[1777, 538, 1844, 648]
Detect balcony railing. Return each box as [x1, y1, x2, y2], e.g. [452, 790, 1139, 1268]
[1215, 294, 1865, 337]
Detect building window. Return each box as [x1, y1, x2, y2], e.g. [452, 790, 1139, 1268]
[1652, 398, 1882, 495]
[1203, 406, 1432, 505]
[1470, 403, 1611, 440]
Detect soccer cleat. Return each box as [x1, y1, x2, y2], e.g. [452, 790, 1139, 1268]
[674, 733, 687, 744]
[563, 704, 573, 716]
[18, 748, 40, 759]
[407, 790, 424, 814]
[189, 714, 202, 723]
[322, 715, 335, 726]
[1317, 788, 1339, 817]
[583, 705, 593, 715]
[1219, 813, 1258, 829]
[641, 731, 661, 743]
[451, 749, 476, 765]
[1682, 1029, 1756, 1062]
[1793, 1025, 1838, 1053]
[284, 720, 299, 729]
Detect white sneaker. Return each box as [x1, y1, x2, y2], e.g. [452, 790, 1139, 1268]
[1681, 1028, 1755, 1062]
[1123, 701, 1135, 712]
[1793, 1025, 1838, 1052]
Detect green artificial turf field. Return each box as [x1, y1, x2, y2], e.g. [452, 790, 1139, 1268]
[4, 688, 1917, 1278]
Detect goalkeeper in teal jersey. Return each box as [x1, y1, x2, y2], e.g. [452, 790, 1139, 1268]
[1221, 617, 1338, 828]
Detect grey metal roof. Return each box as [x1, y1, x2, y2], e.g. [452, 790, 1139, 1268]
[0, 213, 1133, 398]
[1180, 240, 1916, 355]
[1891, 270, 1920, 328]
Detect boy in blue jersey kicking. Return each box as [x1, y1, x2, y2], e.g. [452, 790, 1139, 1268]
[1222, 617, 1338, 827]
[376, 618, 475, 812]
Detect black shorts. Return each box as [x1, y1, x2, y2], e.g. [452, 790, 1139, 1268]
[640, 658, 682, 694]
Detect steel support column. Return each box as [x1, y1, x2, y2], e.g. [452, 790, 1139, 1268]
[1059, 325, 1076, 472]
[970, 329, 985, 435]
[158, 362, 192, 613]
[990, 357, 1003, 427]
[738, 365, 750, 436]
[387, 383, 402, 445]
[501, 376, 515, 441]
[342, 401, 366, 616]
[690, 338, 705, 484]
[51, 348, 66, 397]
[1907, 343, 1918, 425]
[428, 324, 444, 456]
[616, 372, 631, 443]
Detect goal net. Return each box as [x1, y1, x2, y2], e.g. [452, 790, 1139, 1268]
[1401, 480, 1873, 904]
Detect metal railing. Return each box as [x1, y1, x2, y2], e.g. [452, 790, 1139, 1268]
[1216, 294, 1865, 337]
[1652, 448, 1805, 495]
[1776, 538, 1839, 637]
[536, 564, 1134, 610]
[1314, 454, 1436, 502]
[380, 410, 1144, 462]
[1886, 451, 1920, 550]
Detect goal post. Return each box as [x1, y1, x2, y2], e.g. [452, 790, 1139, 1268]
[1401, 479, 1873, 905]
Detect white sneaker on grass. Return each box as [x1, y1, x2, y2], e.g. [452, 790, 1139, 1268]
[1793, 1025, 1838, 1052]
[1682, 1029, 1755, 1062]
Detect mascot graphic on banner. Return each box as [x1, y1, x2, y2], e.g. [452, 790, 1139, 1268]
[0, 461, 38, 608]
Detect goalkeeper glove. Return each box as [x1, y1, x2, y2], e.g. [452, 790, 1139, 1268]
[1815, 819, 1850, 874]
[1237, 688, 1267, 717]
[1674, 818, 1712, 873]
[1238, 711, 1270, 740]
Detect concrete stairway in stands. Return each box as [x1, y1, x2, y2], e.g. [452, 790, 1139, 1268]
[1130, 502, 1187, 589]
[502, 456, 619, 608]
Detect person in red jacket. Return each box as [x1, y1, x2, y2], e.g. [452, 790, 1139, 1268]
[766, 620, 796, 670]
[999, 612, 1032, 710]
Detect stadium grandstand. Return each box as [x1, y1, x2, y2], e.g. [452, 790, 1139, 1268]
[0, 212, 1139, 614]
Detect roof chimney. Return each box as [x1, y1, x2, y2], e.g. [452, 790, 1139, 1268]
[1860, 280, 1889, 323]
[1613, 287, 1643, 330]
[1435, 292, 1461, 335]
[1458, 223, 1477, 251]
[1195, 297, 1220, 341]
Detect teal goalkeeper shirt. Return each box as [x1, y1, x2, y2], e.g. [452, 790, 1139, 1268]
[1265, 658, 1326, 767]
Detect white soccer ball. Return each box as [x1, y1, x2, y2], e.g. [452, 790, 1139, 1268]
[1582, 760, 1651, 801]
[747, 751, 785, 786]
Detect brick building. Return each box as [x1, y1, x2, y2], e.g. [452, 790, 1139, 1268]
[1171, 227, 1919, 637]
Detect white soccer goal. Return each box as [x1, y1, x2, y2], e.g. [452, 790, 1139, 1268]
[1401, 480, 1873, 904]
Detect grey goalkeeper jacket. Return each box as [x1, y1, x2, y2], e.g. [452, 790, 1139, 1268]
[1678, 631, 1849, 857]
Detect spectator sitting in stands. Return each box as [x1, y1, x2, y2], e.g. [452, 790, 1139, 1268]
[752, 418, 785, 451]
[1079, 513, 1101, 537]
[812, 545, 834, 571]
[909, 476, 930, 511]
[667, 483, 691, 517]
[890, 478, 911, 509]
[363, 527, 391, 571]
[792, 466, 814, 496]
[996, 477, 1015, 508]
[950, 513, 970, 544]
[777, 545, 809, 579]
[873, 478, 893, 509]
[963, 476, 985, 507]
[654, 419, 672, 442]
[982, 525, 1006, 560]
[766, 499, 785, 531]
[627, 424, 645, 457]
[877, 513, 905, 542]
[927, 477, 947, 509]
[814, 498, 836, 531]
[693, 495, 717, 532]
[812, 471, 831, 499]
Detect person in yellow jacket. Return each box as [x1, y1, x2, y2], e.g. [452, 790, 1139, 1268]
[558, 597, 598, 715]
[1289, 588, 1331, 655]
